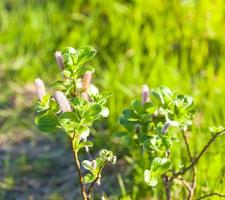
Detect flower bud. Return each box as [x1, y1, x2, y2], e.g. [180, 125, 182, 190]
[81, 92, 89, 101]
[34, 78, 46, 100]
[82, 72, 92, 92]
[54, 91, 72, 112]
[55, 51, 65, 71]
[162, 122, 170, 134]
[91, 160, 97, 170]
[142, 84, 150, 105]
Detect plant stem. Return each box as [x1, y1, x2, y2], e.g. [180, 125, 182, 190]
[171, 130, 225, 181]
[196, 192, 225, 200]
[71, 140, 88, 200]
[162, 175, 171, 200]
[181, 131, 196, 200]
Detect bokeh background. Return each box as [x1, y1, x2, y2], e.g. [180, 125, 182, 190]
[1, 0, 225, 199]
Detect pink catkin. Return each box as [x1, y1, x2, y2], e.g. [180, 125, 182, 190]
[81, 92, 89, 101]
[55, 51, 65, 71]
[142, 84, 150, 105]
[35, 78, 46, 100]
[54, 91, 72, 112]
[82, 72, 92, 92]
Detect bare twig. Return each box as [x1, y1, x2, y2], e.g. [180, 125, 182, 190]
[189, 166, 196, 200]
[174, 177, 192, 193]
[71, 140, 88, 200]
[182, 131, 192, 161]
[162, 175, 171, 200]
[171, 130, 225, 181]
[181, 131, 196, 200]
[196, 192, 225, 200]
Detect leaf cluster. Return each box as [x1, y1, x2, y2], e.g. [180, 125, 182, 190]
[119, 86, 195, 186]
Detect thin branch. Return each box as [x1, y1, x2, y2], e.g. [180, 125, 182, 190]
[71, 141, 88, 200]
[162, 174, 171, 200]
[171, 130, 225, 181]
[196, 192, 225, 200]
[182, 131, 192, 161]
[189, 166, 196, 200]
[174, 177, 192, 193]
[181, 131, 196, 200]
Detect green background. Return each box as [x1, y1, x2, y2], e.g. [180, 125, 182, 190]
[1, 0, 225, 199]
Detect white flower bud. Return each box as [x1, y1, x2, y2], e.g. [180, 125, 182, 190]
[54, 91, 71, 112]
[91, 160, 97, 170]
[34, 78, 46, 100]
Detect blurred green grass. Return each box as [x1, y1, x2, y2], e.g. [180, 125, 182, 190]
[1, 0, 225, 199]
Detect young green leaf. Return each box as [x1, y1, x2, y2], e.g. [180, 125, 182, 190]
[151, 157, 171, 174]
[37, 112, 59, 132]
[77, 66, 95, 76]
[59, 112, 78, 131]
[84, 173, 95, 184]
[82, 160, 93, 172]
[144, 169, 158, 187]
[77, 141, 93, 151]
[77, 46, 97, 66]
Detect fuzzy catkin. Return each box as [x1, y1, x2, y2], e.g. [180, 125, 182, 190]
[35, 78, 46, 100]
[82, 72, 92, 92]
[54, 91, 72, 112]
[55, 51, 65, 71]
[81, 92, 89, 101]
[142, 84, 150, 104]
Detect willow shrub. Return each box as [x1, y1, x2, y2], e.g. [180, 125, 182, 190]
[34, 46, 225, 200]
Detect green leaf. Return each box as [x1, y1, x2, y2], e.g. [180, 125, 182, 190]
[35, 94, 52, 113]
[160, 87, 172, 98]
[77, 46, 97, 66]
[78, 126, 90, 139]
[99, 149, 116, 164]
[152, 89, 165, 105]
[151, 157, 171, 174]
[49, 80, 65, 88]
[63, 47, 77, 55]
[59, 112, 78, 131]
[144, 102, 157, 114]
[84, 173, 95, 184]
[62, 68, 72, 77]
[77, 66, 95, 76]
[122, 109, 139, 119]
[87, 104, 102, 116]
[77, 141, 93, 150]
[96, 157, 105, 168]
[119, 116, 137, 131]
[82, 160, 92, 171]
[37, 112, 58, 132]
[144, 169, 158, 187]
[209, 126, 225, 134]
[131, 100, 144, 114]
